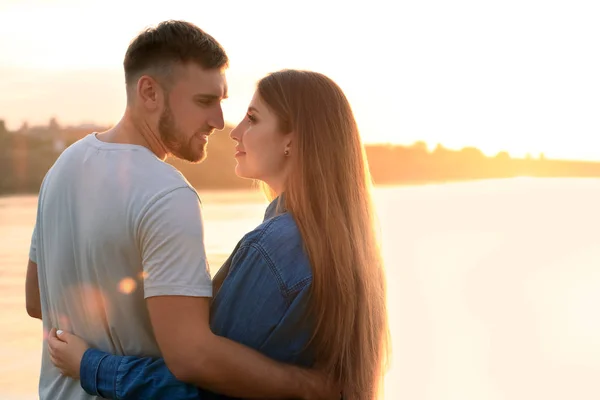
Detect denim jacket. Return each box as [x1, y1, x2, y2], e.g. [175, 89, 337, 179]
[79, 196, 314, 399]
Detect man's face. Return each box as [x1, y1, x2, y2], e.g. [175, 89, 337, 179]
[158, 64, 228, 163]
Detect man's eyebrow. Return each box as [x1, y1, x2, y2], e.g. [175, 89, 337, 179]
[193, 93, 229, 100]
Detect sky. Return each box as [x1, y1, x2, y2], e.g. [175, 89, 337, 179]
[0, 0, 599, 160]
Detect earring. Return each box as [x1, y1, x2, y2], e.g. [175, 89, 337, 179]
[284, 149, 290, 156]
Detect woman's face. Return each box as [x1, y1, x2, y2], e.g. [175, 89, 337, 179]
[230, 91, 292, 192]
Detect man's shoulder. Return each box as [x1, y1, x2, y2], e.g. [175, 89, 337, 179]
[108, 149, 200, 209]
[143, 162, 197, 196]
[135, 184, 202, 230]
[79, 134, 195, 187]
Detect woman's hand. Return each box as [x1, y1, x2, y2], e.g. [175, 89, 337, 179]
[47, 328, 90, 379]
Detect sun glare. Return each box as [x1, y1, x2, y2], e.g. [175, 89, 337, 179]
[118, 277, 137, 295]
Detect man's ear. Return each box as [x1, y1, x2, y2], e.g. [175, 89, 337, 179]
[137, 75, 164, 111]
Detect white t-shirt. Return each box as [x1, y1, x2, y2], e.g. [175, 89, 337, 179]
[29, 133, 212, 399]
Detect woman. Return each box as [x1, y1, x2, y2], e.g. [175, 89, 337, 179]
[48, 69, 390, 399]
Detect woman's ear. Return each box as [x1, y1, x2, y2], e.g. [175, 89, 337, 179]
[284, 133, 294, 154]
[284, 140, 292, 157]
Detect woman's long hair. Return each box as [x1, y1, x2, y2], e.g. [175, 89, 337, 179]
[257, 70, 390, 399]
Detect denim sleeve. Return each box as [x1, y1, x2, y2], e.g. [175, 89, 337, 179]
[80, 348, 200, 399]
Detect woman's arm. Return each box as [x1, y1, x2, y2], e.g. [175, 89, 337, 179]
[47, 329, 201, 400]
[80, 348, 201, 400]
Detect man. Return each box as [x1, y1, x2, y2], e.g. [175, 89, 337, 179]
[26, 20, 336, 399]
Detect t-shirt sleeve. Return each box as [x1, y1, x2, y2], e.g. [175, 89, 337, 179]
[29, 219, 38, 264]
[138, 187, 212, 299]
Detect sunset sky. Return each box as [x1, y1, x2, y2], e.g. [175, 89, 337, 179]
[0, 0, 599, 160]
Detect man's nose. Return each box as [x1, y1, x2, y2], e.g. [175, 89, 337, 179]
[210, 105, 225, 130]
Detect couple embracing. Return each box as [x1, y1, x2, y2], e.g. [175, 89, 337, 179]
[26, 20, 389, 400]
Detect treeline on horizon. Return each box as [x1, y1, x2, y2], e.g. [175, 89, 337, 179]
[2, 123, 600, 195]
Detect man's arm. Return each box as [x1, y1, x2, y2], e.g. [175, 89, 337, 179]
[25, 259, 42, 319]
[77, 241, 330, 400]
[147, 295, 325, 399]
[77, 300, 322, 400]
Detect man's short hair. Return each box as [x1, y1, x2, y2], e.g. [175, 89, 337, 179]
[123, 20, 228, 95]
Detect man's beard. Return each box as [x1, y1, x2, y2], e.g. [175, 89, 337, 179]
[158, 102, 207, 163]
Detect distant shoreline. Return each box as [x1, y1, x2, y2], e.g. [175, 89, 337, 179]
[4, 177, 600, 199]
[3, 126, 600, 196]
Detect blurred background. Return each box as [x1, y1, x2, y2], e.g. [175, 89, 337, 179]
[1, 0, 600, 399]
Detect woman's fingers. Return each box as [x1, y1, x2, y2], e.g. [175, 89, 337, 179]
[47, 329, 66, 368]
[48, 333, 63, 352]
[45, 327, 87, 379]
[55, 329, 69, 343]
[49, 351, 61, 371]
